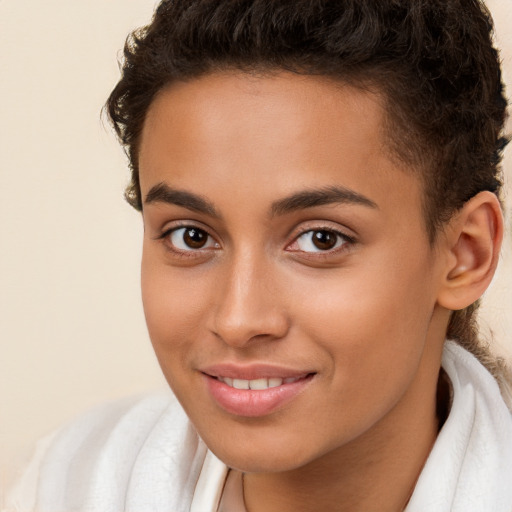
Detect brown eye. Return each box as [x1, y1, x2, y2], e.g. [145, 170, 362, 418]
[168, 227, 217, 251]
[183, 228, 207, 248]
[311, 231, 338, 250]
[294, 229, 348, 253]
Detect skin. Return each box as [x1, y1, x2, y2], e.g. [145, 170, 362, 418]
[137, 72, 499, 511]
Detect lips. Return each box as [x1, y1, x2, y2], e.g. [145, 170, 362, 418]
[201, 363, 312, 380]
[201, 364, 315, 417]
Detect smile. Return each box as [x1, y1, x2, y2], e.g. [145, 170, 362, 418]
[216, 376, 303, 390]
[204, 371, 315, 417]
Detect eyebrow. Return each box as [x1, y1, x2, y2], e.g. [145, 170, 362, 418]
[144, 182, 377, 218]
[144, 183, 220, 218]
[270, 186, 378, 216]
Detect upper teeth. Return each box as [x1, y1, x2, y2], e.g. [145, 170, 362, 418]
[218, 377, 300, 390]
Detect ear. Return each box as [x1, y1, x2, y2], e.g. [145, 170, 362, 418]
[437, 191, 504, 310]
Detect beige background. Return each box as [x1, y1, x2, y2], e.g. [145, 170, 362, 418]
[1, 0, 511, 495]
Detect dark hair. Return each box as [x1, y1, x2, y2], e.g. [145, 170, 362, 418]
[106, 0, 508, 377]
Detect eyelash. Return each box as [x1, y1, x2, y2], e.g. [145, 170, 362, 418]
[156, 223, 219, 258]
[287, 226, 355, 257]
[156, 223, 356, 259]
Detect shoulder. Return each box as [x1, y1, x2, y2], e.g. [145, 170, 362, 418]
[6, 392, 206, 512]
[406, 341, 512, 512]
[442, 340, 512, 416]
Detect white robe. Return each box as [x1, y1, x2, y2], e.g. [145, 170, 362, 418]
[5, 341, 512, 512]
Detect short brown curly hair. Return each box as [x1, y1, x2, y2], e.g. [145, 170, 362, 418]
[105, 0, 508, 373]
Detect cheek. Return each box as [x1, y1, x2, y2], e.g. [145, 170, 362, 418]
[293, 255, 435, 345]
[291, 255, 436, 412]
[140, 250, 211, 367]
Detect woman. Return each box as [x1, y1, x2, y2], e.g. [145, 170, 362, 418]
[8, 1, 512, 510]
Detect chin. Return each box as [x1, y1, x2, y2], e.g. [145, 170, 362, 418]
[216, 449, 310, 474]
[199, 426, 325, 474]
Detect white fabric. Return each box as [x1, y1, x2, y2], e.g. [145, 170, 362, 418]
[5, 341, 512, 512]
[405, 341, 512, 511]
[6, 394, 212, 512]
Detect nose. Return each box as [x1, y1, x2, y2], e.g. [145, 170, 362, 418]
[210, 253, 290, 348]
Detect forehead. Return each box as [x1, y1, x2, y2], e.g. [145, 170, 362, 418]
[139, 72, 424, 230]
[141, 72, 386, 175]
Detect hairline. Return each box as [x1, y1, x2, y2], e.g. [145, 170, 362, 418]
[132, 66, 439, 243]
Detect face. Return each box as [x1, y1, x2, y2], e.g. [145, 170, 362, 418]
[139, 72, 449, 473]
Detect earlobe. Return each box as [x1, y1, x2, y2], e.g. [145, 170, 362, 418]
[437, 191, 503, 311]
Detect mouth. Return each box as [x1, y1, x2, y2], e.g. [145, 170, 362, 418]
[202, 369, 316, 417]
[214, 375, 307, 390]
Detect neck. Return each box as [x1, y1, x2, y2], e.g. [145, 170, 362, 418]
[242, 346, 445, 512]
